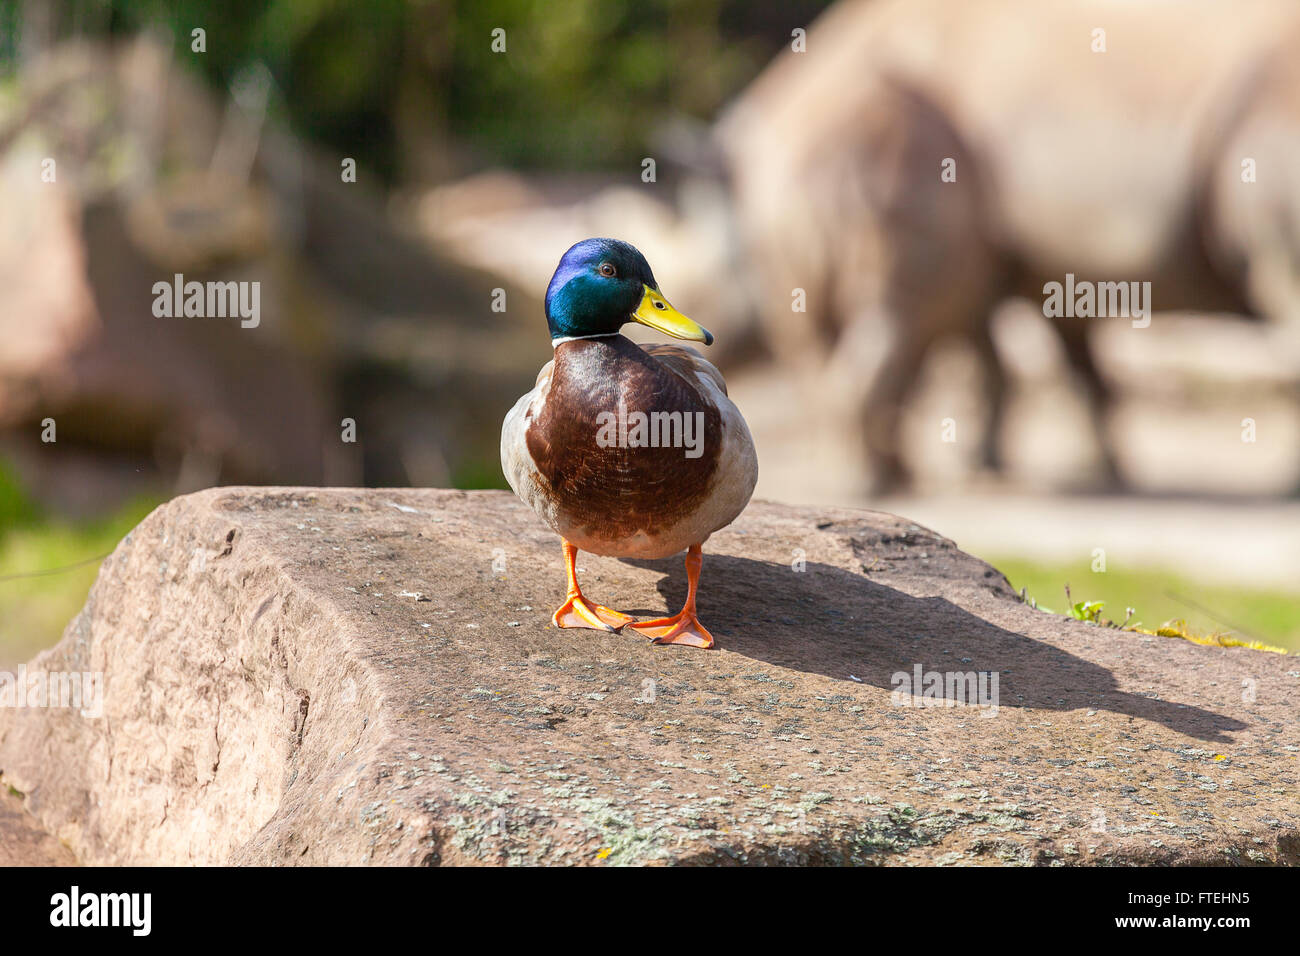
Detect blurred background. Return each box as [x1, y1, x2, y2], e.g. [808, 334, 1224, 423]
[2, 0, 1298, 665]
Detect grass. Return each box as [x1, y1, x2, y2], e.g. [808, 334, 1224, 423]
[0, 464, 161, 665]
[991, 555, 1300, 654]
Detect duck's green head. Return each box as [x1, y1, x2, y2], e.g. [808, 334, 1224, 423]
[544, 238, 713, 345]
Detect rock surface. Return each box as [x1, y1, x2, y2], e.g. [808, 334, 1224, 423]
[0, 788, 76, 866]
[0, 487, 1296, 866]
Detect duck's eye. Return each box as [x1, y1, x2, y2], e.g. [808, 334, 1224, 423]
[598, 262, 617, 277]
[654, 300, 666, 310]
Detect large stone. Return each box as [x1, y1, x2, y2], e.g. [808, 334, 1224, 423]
[0, 488, 1295, 865]
[0, 788, 75, 866]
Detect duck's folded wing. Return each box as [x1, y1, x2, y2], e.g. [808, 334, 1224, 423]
[531, 357, 556, 389]
[500, 358, 555, 498]
[641, 343, 728, 397]
[643, 343, 757, 540]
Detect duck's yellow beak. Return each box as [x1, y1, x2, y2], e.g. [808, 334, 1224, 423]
[631, 285, 713, 345]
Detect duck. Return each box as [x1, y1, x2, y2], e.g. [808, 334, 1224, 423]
[502, 238, 758, 648]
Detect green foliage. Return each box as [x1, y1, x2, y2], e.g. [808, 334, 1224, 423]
[0, 460, 41, 535]
[9, 0, 832, 178]
[1068, 598, 1105, 623]
[452, 456, 511, 491]
[0, 489, 161, 666]
[441, 0, 763, 169]
[0, 2, 17, 70]
[998, 556, 1300, 652]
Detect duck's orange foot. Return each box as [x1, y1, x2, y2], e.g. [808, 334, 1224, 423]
[628, 611, 715, 649]
[551, 594, 634, 631]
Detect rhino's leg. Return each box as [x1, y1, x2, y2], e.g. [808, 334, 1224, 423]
[973, 322, 1007, 474]
[864, 336, 929, 495]
[844, 277, 1007, 494]
[828, 305, 930, 494]
[1056, 319, 1123, 488]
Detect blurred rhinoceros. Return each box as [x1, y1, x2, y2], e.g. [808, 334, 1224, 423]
[718, 0, 1300, 491]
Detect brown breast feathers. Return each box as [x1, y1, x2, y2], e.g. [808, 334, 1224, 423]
[525, 336, 722, 541]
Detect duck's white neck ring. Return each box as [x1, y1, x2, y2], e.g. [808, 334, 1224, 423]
[551, 332, 620, 348]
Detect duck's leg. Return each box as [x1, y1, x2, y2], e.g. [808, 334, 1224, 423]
[551, 539, 634, 631]
[628, 543, 715, 649]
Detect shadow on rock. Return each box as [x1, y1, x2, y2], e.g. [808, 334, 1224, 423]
[623, 554, 1249, 744]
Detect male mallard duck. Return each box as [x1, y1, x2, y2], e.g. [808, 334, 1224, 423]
[502, 238, 758, 648]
